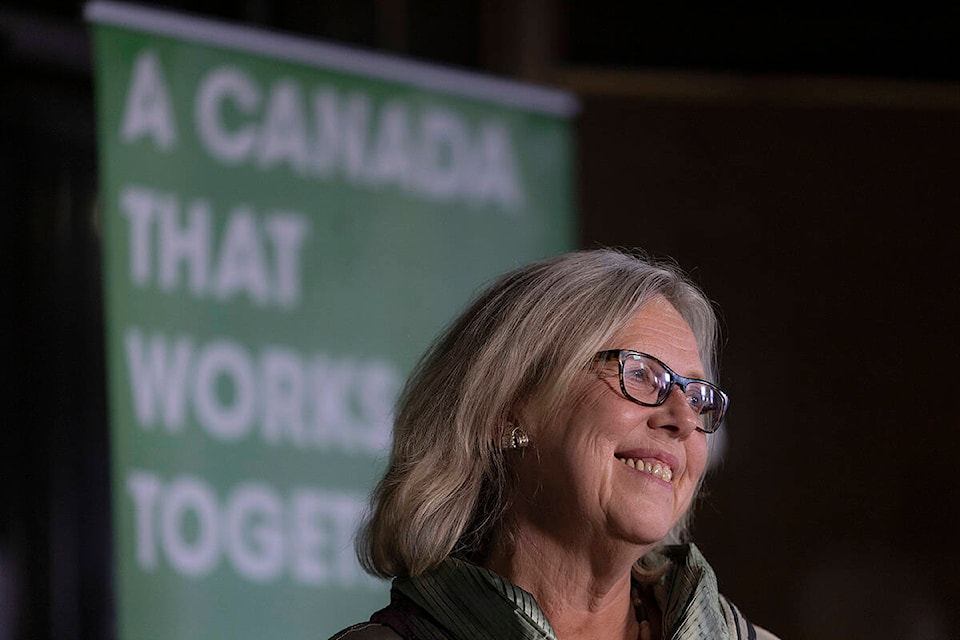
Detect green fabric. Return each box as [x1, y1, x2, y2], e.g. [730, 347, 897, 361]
[394, 557, 556, 640]
[391, 544, 741, 640]
[643, 545, 729, 640]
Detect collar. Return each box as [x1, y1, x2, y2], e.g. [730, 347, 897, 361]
[642, 544, 729, 639]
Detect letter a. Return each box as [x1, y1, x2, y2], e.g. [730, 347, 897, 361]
[121, 50, 178, 151]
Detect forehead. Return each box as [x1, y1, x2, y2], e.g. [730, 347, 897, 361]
[613, 296, 704, 378]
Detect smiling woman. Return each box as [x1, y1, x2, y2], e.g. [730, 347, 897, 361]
[330, 249, 780, 640]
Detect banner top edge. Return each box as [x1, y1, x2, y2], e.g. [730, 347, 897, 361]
[83, 0, 580, 117]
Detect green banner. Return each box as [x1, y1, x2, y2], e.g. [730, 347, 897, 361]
[86, 2, 576, 638]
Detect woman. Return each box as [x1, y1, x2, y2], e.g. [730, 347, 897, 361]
[332, 249, 779, 640]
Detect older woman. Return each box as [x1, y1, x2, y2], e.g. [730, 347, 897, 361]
[332, 250, 779, 640]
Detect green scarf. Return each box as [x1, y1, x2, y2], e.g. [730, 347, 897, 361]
[389, 544, 745, 640]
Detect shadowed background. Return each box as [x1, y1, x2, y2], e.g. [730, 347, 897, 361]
[1, 2, 958, 639]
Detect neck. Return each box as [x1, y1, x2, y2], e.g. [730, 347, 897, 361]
[482, 528, 653, 640]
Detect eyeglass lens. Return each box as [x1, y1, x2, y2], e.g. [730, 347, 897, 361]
[621, 353, 724, 432]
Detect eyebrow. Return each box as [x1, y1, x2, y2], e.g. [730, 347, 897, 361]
[603, 349, 709, 381]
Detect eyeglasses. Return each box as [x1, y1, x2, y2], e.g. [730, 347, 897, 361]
[594, 350, 729, 433]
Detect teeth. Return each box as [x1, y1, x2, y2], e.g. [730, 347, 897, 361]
[617, 457, 674, 482]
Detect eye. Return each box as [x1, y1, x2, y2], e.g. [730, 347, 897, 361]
[624, 362, 654, 387]
[628, 366, 649, 381]
[686, 385, 720, 414]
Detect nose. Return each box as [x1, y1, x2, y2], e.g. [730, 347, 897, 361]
[648, 386, 701, 438]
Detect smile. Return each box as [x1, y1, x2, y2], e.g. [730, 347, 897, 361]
[615, 456, 674, 482]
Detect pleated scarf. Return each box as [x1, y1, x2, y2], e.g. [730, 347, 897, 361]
[371, 544, 757, 640]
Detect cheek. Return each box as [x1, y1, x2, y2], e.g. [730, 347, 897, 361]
[684, 437, 709, 491]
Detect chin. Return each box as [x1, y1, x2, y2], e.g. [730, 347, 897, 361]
[612, 521, 674, 550]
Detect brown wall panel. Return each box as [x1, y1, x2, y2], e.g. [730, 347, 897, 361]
[576, 91, 960, 638]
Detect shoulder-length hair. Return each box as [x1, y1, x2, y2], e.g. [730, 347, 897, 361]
[357, 248, 720, 578]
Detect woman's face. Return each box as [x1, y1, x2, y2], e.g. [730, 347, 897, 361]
[516, 296, 710, 552]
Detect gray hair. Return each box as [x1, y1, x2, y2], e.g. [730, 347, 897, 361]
[356, 249, 720, 578]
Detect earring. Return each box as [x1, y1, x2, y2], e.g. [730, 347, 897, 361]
[501, 425, 530, 450]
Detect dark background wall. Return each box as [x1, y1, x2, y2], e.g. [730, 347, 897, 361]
[579, 96, 959, 637]
[2, 2, 958, 639]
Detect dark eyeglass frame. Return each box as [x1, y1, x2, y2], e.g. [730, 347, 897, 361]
[594, 349, 729, 433]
